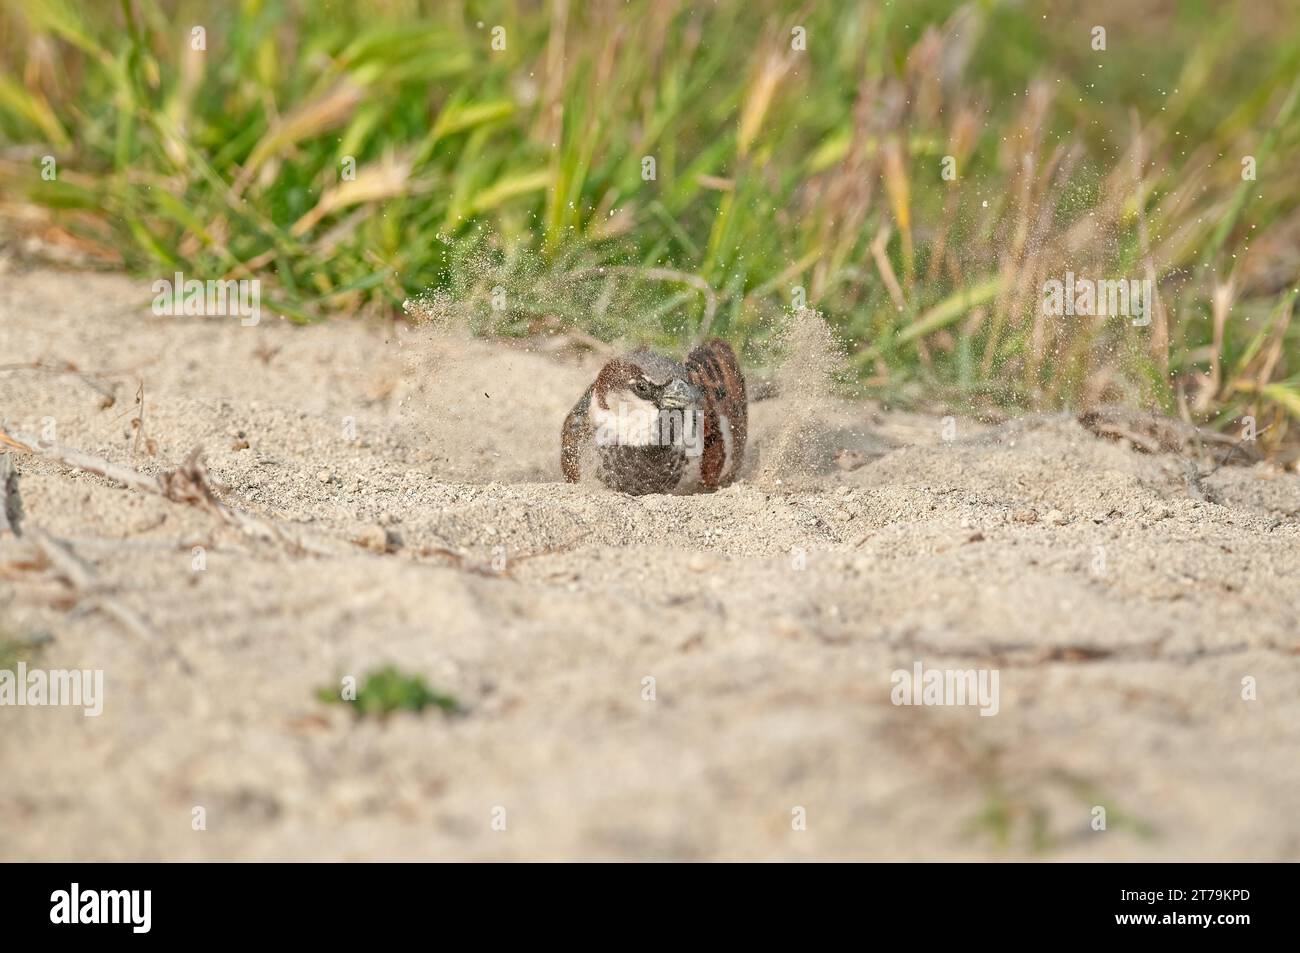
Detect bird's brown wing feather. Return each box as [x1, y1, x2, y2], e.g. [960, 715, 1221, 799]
[686, 338, 748, 488]
[561, 384, 595, 482]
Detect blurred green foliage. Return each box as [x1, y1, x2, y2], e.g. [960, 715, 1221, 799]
[1, 0, 1298, 446]
[317, 665, 461, 719]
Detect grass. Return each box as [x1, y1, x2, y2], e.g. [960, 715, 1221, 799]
[966, 769, 1157, 854]
[317, 665, 461, 720]
[0, 628, 47, 671]
[1, 0, 1298, 454]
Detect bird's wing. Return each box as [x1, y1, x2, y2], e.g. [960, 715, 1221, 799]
[686, 338, 748, 488]
[561, 384, 595, 482]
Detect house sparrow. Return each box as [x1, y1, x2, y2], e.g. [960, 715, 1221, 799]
[561, 338, 748, 494]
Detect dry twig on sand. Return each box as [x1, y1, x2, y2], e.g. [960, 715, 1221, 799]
[413, 531, 591, 579]
[1077, 408, 1256, 461]
[0, 426, 329, 556]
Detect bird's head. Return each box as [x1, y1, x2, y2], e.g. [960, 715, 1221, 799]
[591, 350, 703, 451]
[593, 350, 701, 412]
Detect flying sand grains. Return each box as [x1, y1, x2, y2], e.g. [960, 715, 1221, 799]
[756, 308, 848, 490]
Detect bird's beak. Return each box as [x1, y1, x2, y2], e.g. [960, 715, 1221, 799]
[660, 378, 701, 410]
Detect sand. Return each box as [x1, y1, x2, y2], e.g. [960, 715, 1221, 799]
[1, 263, 1298, 861]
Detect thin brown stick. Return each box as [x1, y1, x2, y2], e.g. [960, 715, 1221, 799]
[871, 224, 908, 314]
[499, 531, 593, 575]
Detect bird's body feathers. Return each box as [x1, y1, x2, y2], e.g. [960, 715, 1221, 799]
[561, 339, 747, 495]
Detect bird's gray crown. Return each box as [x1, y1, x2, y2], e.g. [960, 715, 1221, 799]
[627, 349, 689, 385]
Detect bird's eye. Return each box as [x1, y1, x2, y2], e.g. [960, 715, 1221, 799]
[632, 378, 651, 397]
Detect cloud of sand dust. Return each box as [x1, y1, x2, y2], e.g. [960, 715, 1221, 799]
[395, 250, 863, 487]
[390, 295, 481, 452]
[393, 247, 723, 462]
[754, 308, 848, 489]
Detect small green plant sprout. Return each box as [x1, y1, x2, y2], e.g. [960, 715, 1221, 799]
[316, 666, 461, 720]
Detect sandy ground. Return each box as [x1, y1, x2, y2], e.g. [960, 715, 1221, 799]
[1, 263, 1298, 861]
